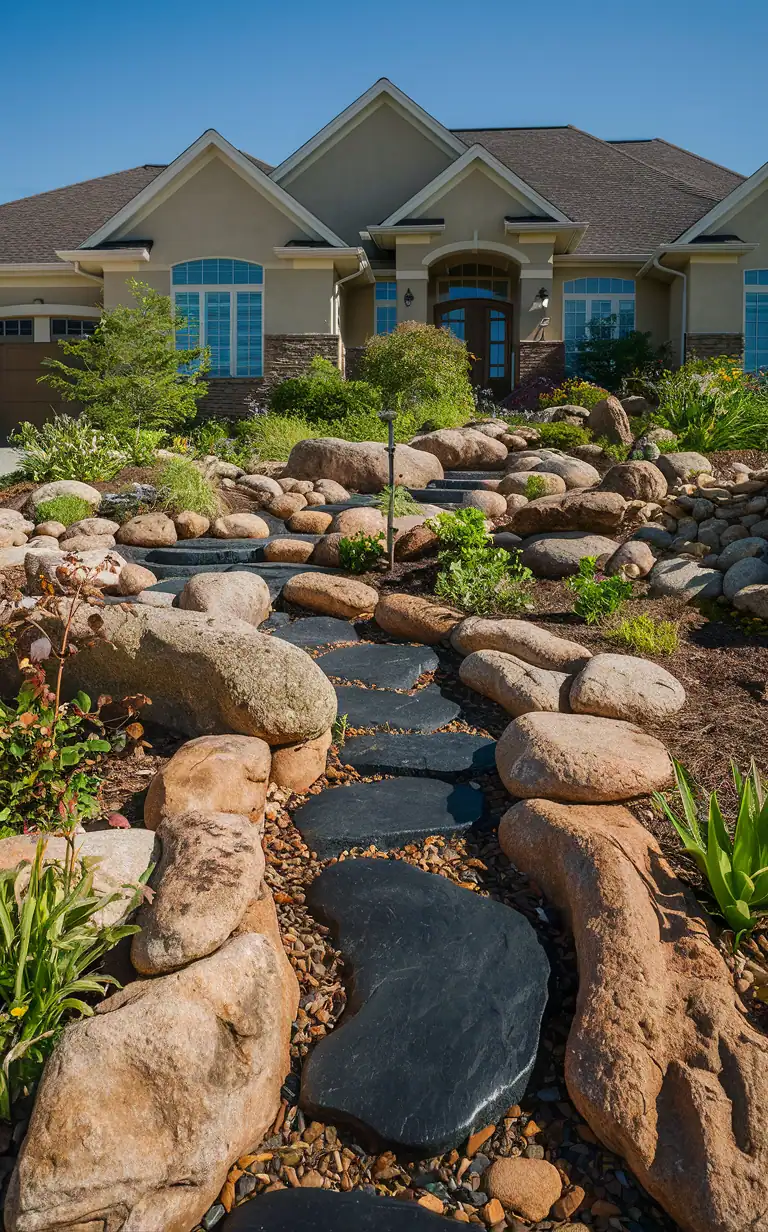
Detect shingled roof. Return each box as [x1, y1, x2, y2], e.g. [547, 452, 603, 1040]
[607, 138, 744, 199]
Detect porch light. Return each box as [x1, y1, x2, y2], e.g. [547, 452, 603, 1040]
[532, 287, 550, 310]
[403, 287, 414, 307]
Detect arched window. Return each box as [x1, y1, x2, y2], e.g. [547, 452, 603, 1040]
[437, 263, 510, 301]
[563, 278, 635, 373]
[172, 259, 263, 377]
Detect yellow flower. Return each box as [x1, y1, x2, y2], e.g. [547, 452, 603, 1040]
[10, 1006, 27, 1018]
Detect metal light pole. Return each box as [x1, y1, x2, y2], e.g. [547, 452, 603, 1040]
[379, 407, 397, 571]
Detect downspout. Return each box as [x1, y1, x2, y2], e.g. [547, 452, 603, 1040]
[72, 261, 105, 287]
[334, 262, 366, 375]
[652, 255, 686, 367]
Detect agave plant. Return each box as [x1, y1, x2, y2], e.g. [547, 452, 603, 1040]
[654, 760, 768, 948]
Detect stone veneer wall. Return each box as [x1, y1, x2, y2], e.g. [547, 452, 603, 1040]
[195, 334, 340, 419]
[517, 341, 566, 385]
[685, 333, 743, 362]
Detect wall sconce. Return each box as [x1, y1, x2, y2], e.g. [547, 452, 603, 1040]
[32, 298, 44, 304]
[403, 287, 414, 308]
[531, 286, 550, 311]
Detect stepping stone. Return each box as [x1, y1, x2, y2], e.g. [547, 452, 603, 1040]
[135, 563, 337, 601]
[292, 777, 485, 857]
[146, 543, 267, 566]
[335, 684, 460, 732]
[427, 472, 501, 486]
[406, 489, 460, 505]
[317, 497, 376, 513]
[318, 643, 437, 689]
[219, 1188, 458, 1230]
[269, 616, 360, 649]
[300, 859, 549, 1152]
[342, 731, 496, 779]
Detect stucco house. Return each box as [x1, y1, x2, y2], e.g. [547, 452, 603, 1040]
[1, 77, 766, 433]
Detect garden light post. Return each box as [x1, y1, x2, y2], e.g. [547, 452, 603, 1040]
[379, 406, 397, 571]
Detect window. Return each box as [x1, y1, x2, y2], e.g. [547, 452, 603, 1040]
[563, 278, 635, 372]
[489, 309, 507, 378]
[441, 307, 465, 341]
[172, 259, 263, 377]
[375, 281, 397, 334]
[744, 271, 768, 372]
[437, 263, 509, 301]
[51, 319, 97, 338]
[0, 319, 32, 337]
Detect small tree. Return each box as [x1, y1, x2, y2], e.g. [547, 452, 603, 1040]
[39, 279, 209, 436]
[574, 315, 664, 392]
[360, 321, 474, 421]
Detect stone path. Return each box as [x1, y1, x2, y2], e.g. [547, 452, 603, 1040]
[265, 615, 360, 648]
[317, 642, 438, 689]
[219, 1188, 458, 1229]
[342, 731, 496, 778]
[333, 683, 460, 732]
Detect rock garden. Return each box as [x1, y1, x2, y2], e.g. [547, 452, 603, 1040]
[1, 307, 768, 1232]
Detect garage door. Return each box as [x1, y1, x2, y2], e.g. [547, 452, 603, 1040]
[0, 344, 76, 442]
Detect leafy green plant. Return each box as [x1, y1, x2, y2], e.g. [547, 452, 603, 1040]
[375, 485, 422, 516]
[654, 760, 768, 948]
[434, 548, 534, 616]
[567, 556, 633, 625]
[524, 475, 548, 500]
[426, 507, 490, 557]
[270, 357, 381, 422]
[332, 713, 349, 747]
[539, 377, 609, 410]
[10, 416, 126, 483]
[361, 321, 474, 422]
[35, 495, 94, 528]
[156, 456, 218, 519]
[39, 280, 208, 436]
[338, 531, 385, 574]
[233, 414, 316, 463]
[524, 422, 591, 449]
[574, 317, 665, 392]
[595, 437, 631, 462]
[653, 362, 768, 451]
[0, 838, 149, 1119]
[117, 427, 166, 467]
[605, 613, 679, 656]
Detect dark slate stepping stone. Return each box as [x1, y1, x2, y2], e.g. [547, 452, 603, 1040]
[343, 731, 496, 779]
[219, 1188, 457, 1230]
[318, 497, 376, 513]
[300, 859, 549, 1153]
[406, 489, 460, 505]
[145, 543, 267, 566]
[318, 643, 437, 689]
[292, 777, 485, 857]
[427, 471, 501, 486]
[335, 684, 460, 732]
[270, 616, 360, 648]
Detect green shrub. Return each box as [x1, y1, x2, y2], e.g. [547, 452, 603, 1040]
[434, 549, 534, 616]
[270, 357, 381, 422]
[157, 456, 218, 518]
[0, 838, 147, 1119]
[375, 485, 422, 516]
[116, 427, 167, 467]
[426, 507, 490, 557]
[574, 318, 665, 392]
[10, 415, 126, 482]
[654, 760, 768, 948]
[653, 363, 768, 451]
[539, 377, 609, 410]
[360, 321, 474, 422]
[338, 531, 385, 574]
[595, 437, 631, 462]
[234, 414, 316, 463]
[605, 613, 679, 656]
[567, 556, 633, 625]
[525, 422, 591, 449]
[524, 475, 548, 500]
[35, 495, 94, 528]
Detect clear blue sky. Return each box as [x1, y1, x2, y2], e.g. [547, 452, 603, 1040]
[3, 0, 767, 205]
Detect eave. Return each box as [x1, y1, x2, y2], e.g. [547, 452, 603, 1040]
[273, 246, 374, 281]
[56, 247, 151, 273]
[637, 241, 757, 277]
[366, 224, 445, 250]
[504, 219, 589, 254]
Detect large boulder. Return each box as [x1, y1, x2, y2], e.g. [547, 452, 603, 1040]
[118, 562, 158, 595]
[586, 395, 633, 446]
[733, 584, 768, 618]
[236, 474, 283, 501]
[22, 480, 101, 518]
[570, 653, 686, 723]
[495, 712, 672, 802]
[263, 539, 315, 564]
[285, 439, 443, 493]
[409, 428, 507, 470]
[451, 616, 591, 672]
[521, 532, 620, 579]
[311, 533, 344, 568]
[179, 571, 271, 627]
[24, 548, 125, 595]
[505, 490, 626, 536]
[529, 456, 601, 490]
[459, 650, 570, 717]
[211, 513, 270, 539]
[266, 493, 308, 520]
[461, 489, 507, 517]
[288, 509, 334, 534]
[173, 510, 211, 540]
[374, 593, 462, 643]
[5, 932, 296, 1232]
[144, 734, 271, 830]
[656, 451, 712, 484]
[282, 573, 379, 619]
[498, 471, 566, 497]
[116, 513, 177, 548]
[330, 507, 385, 537]
[601, 461, 668, 503]
[50, 603, 337, 745]
[60, 517, 120, 541]
[498, 798, 768, 1232]
[648, 557, 723, 601]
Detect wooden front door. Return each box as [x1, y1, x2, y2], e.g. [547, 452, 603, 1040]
[434, 299, 514, 396]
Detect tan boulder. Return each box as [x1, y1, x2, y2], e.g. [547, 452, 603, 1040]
[179, 571, 271, 626]
[0, 509, 34, 535]
[484, 1157, 562, 1222]
[330, 506, 386, 537]
[498, 471, 566, 497]
[304, 491, 327, 506]
[263, 539, 315, 564]
[601, 461, 667, 503]
[144, 733, 271, 830]
[451, 616, 591, 672]
[174, 511, 210, 539]
[278, 478, 314, 495]
[310, 533, 344, 568]
[24, 535, 60, 551]
[24, 548, 125, 595]
[375, 592, 462, 643]
[569, 653, 686, 723]
[286, 438, 443, 493]
[0, 528, 27, 549]
[267, 493, 308, 519]
[22, 480, 101, 518]
[288, 509, 334, 534]
[604, 539, 656, 577]
[498, 797, 768, 1232]
[501, 432, 529, 450]
[237, 474, 283, 501]
[32, 520, 65, 539]
[459, 650, 570, 716]
[529, 456, 601, 490]
[5, 933, 295, 1232]
[118, 562, 158, 595]
[505, 490, 626, 536]
[461, 490, 507, 518]
[211, 513, 270, 539]
[587, 395, 633, 446]
[394, 524, 438, 561]
[496, 712, 672, 802]
[270, 730, 332, 792]
[56, 533, 116, 553]
[61, 517, 120, 541]
[313, 478, 351, 502]
[116, 513, 177, 548]
[410, 427, 508, 470]
[282, 572, 378, 619]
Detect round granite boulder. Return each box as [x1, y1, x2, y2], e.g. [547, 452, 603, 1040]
[116, 513, 177, 548]
[601, 461, 667, 503]
[285, 439, 443, 492]
[521, 532, 619, 579]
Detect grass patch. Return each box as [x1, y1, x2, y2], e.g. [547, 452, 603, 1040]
[524, 475, 548, 500]
[156, 456, 218, 519]
[35, 495, 94, 527]
[605, 613, 679, 655]
[375, 485, 422, 516]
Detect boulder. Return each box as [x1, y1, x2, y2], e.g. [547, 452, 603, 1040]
[270, 730, 332, 793]
[56, 533, 116, 554]
[267, 493, 308, 519]
[283, 573, 378, 619]
[263, 539, 315, 564]
[116, 513, 177, 548]
[52, 603, 337, 745]
[237, 474, 283, 501]
[723, 556, 768, 599]
[496, 712, 672, 802]
[656, 452, 712, 484]
[0, 527, 28, 549]
[461, 490, 507, 518]
[505, 490, 626, 536]
[179, 571, 271, 626]
[501, 432, 529, 450]
[311, 533, 344, 568]
[278, 478, 314, 495]
[22, 480, 101, 518]
[648, 557, 723, 601]
[715, 536, 768, 571]
[286, 439, 443, 493]
[174, 511, 210, 539]
[469, 420, 510, 439]
[24, 548, 125, 595]
[288, 510, 334, 534]
[118, 562, 158, 595]
[33, 520, 66, 539]
[61, 517, 120, 541]
[409, 428, 507, 471]
[144, 734, 271, 830]
[459, 650, 570, 717]
[304, 492, 327, 507]
[498, 797, 768, 1232]
[504, 450, 558, 474]
[394, 525, 438, 562]
[313, 479, 351, 502]
[531, 456, 601, 490]
[0, 509, 34, 533]
[601, 461, 667, 503]
[5, 933, 295, 1232]
[521, 532, 620, 579]
[586, 395, 632, 446]
[570, 654, 686, 723]
[604, 539, 656, 578]
[451, 616, 591, 672]
[330, 507, 386, 537]
[131, 811, 264, 975]
[23, 535, 60, 551]
[484, 1157, 563, 1222]
[498, 471, 566, 497]
[733, 584, 768, 617]
[374, 593, 462, 643]
[211, 513, 270, 540]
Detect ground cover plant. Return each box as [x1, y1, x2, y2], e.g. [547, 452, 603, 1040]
[524, 475, 548, 500]
[513, 421, 591, 450]
[427, 507, 534, 615]
[605, 613, 679, 656]
[35, 495, 94, 528]
[538, 377, 609, 409]
[156, 456, 218, 519]
[375, 485, 422, 516]
[338, 531, 385, 573]
[10, 416, 127, 483]
[567, 556, 633, 625]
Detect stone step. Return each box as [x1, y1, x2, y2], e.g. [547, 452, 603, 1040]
[265, 615, 360, 649]
[427, 472, 502, 485]
[406, 488, 461, 504]
[218, 1188, 458, 1230]
[317, 642, 438, 689]
[118, 561, 339, 600]
[292, 776, 486, 859]
[334, 683, 460, 732]
[143, 535, 320, 566]
[341, 731, 496, 779]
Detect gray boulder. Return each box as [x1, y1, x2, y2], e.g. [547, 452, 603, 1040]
[648, 557, 723, 601]
[656, 452, 712, 484]
[723, 556, 768, 600]
[22, 481, 102, 518]
[521, 532, 620, 579]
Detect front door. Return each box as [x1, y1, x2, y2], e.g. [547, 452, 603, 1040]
[434, 299, 513, 396]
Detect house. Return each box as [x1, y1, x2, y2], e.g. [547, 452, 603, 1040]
[0, 77, 765, 434]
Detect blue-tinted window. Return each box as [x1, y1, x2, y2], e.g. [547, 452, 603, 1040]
[172, 259, 262, 286]
[563, 278, 635, 294]
[173, 263, 264, 376]
[205, 292, 231, 377]
[745, 290, 768, 371]
[0, 318, 33, 336]
[236, 292, 263, 377]
[375, 281, 397, 334]
[489, 309, 507, 377]
[441, 307, 465, 341]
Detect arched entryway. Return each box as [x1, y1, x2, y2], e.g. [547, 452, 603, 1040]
[431, 262, 516, 396]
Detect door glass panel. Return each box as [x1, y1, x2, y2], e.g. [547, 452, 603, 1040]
[441, 308, 465, 341]
[489, 309, 506, 377]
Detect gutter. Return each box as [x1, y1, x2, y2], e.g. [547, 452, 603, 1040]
[72, 261, 105, 287]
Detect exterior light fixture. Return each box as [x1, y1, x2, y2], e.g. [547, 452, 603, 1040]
[403, 287, 414, 307]
[532, 286, 550, 311]
[32, 298, 43, 304]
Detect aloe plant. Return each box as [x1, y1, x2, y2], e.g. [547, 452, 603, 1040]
[654, 760, 768, 947]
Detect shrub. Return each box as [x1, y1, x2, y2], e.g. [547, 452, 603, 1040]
[35, 495, 94, 528]
[567, 556, 633, 624]
[156, 456, 218, 519]
[654, 760, 768, 948]
[524, 475, 548, 500]
[653, 362, 768, 452]
[38, 279, 208, 435]
[539, 377, 609, 410]
[10, 415, 126, 483]
[270, 357, 381, 422]
[0, 838, 147, 1119]
[360, 321, 474, 421]
[524, 422, 591, 449]
[595, 437, 631, 462]
[426, 507, 490, 557]
[338, 531, 385, 573]
[574, 318, 666, 392]
[117, 427, 167, 467]
[233, 414, 315, 463]
[427, 508, 534, 615]
[375, 485, 422, 516]
[605, 613, 679, 656]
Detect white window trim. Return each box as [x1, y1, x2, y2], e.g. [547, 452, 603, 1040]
[174, 282, 264, 377]
[563, 291, 636, 370]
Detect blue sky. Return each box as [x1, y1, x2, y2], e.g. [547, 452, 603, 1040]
[3, 0, 767, 205]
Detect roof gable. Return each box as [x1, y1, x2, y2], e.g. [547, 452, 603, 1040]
[675, 157, 768, 243]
